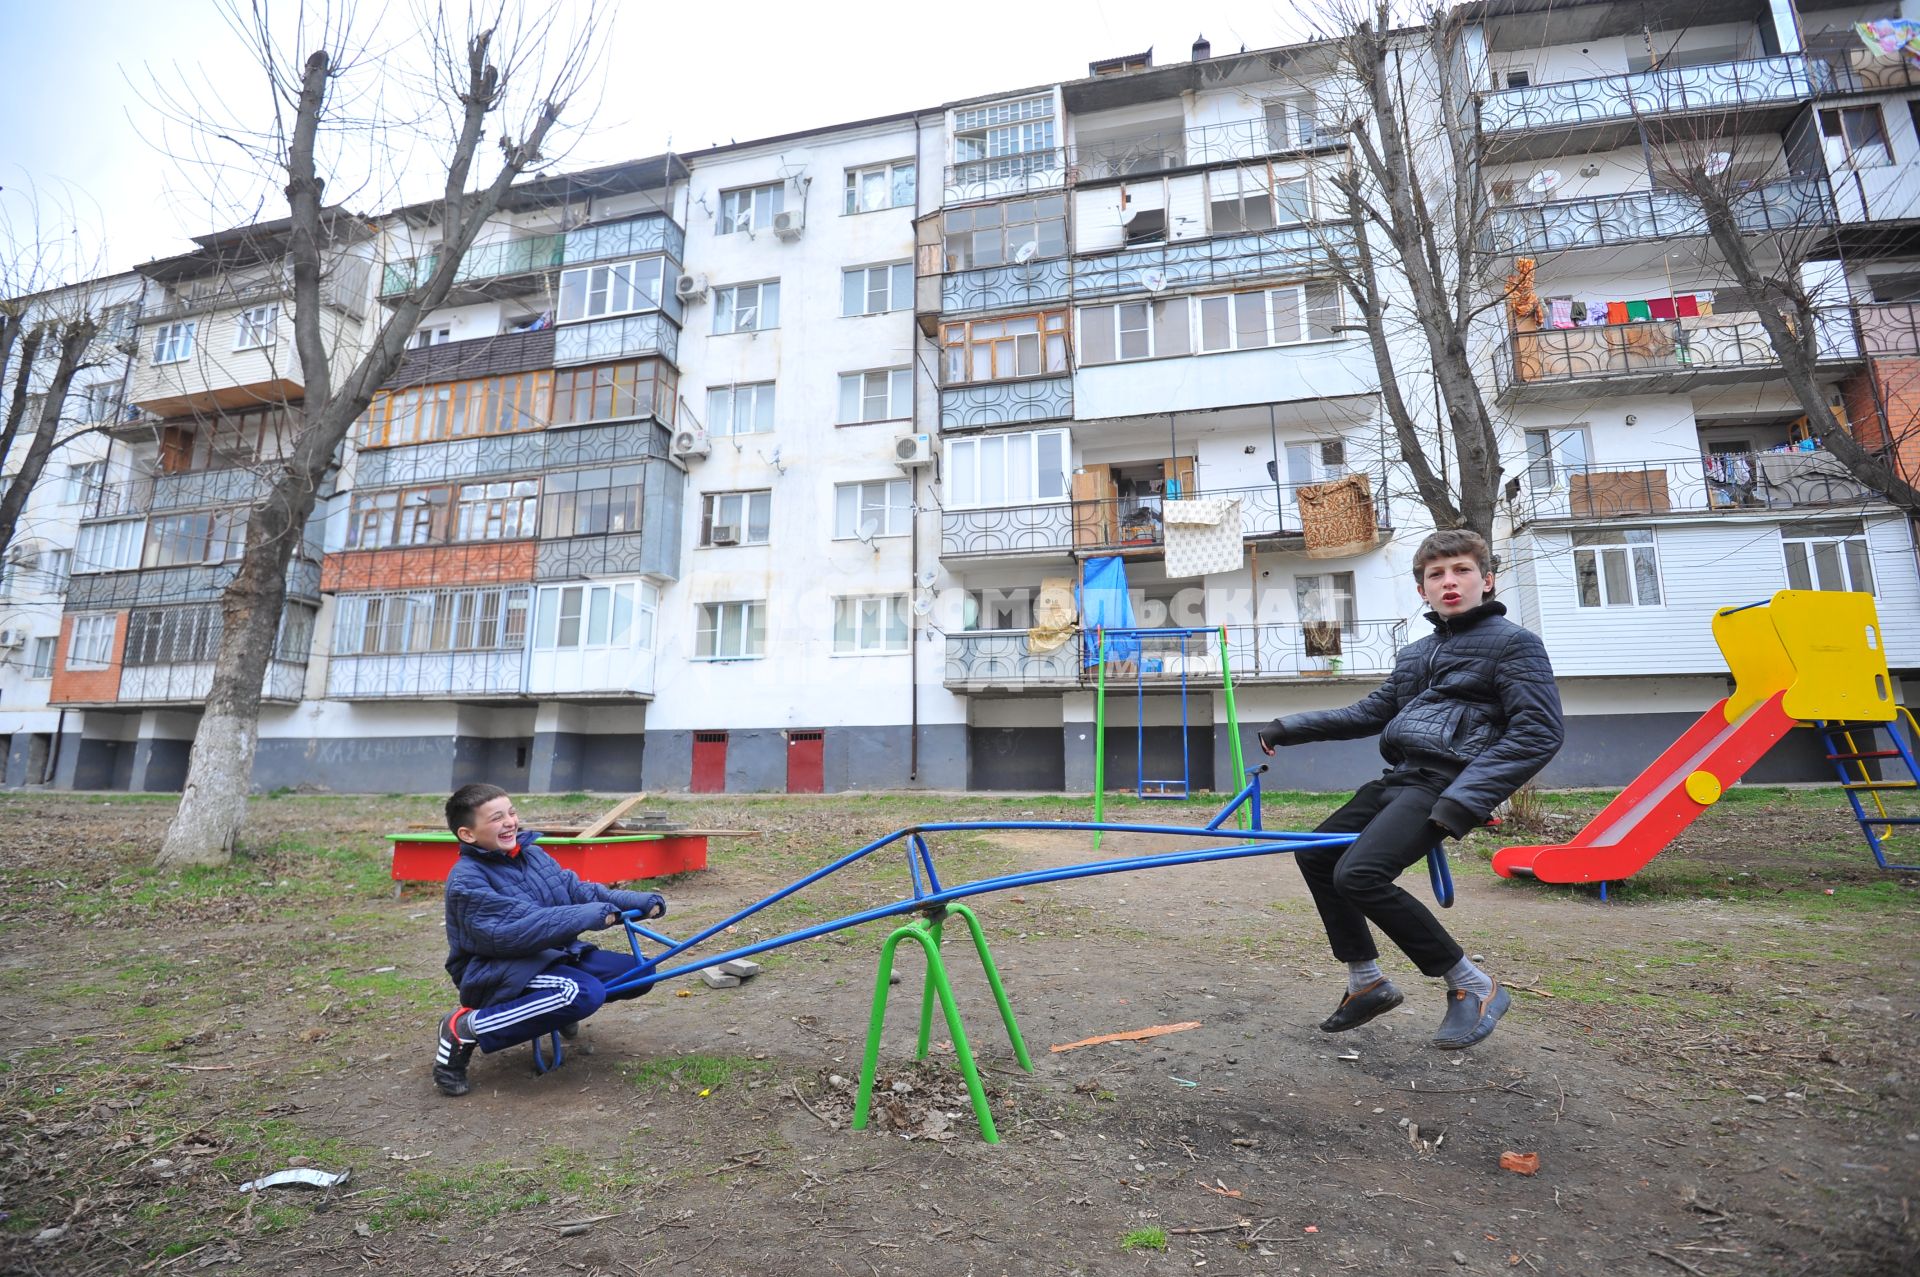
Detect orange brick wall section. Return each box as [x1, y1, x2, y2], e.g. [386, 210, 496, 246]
[1841, 358, 1920, 490]
[49, 611, 129, 705]
[321, 542, 537, 593]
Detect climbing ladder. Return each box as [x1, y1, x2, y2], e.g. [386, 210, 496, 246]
[1815, 706, 1920, 872]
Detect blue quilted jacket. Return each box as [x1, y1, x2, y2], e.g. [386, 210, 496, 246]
[443, 830, 666, 1008]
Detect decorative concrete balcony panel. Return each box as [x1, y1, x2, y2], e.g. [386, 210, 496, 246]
[944, 630, 1079, 690]
[1071, 224, 1355, 303]
[355, 420, 666, 488]
[554, 313, 679, 367]
[938, 377, 1073, 430]
[944, 150, 1067, 206]
[381, 233, 565, 298]
[325, 651, 527, 700]
[66, 558, 322, 609]
[534, 531, 675, 581]
[940, 258, 1072, 316]
[943, 619, 1409, 691]
[940, 502, 1077, 558]
[563, 214, 685, 267]
[118, 659, 307, 705]
[1488, 178, 1833, 256]
[321, 542, 536, 594]
[1858, 303, 1920, 357]
[149, 466, 273, 514]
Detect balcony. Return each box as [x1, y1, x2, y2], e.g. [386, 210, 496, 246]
[944, 148, 1068, 206]
[562, 212, 685, 268]
[380, 233, 565, 301]
[67, 557, 322, 608]
[940, 257, 1072, 319]
[553, 312, 679, 368]
[1066, 114, 1349, 184]
[1072, 223, 1356, 304]
[1858, 303, 1920, 357]
[1487, 178, 1832, 257]
[325, 650, 527, 700]
[117, 659, 307, 705]
[943, 620, 1408, 692]
[144, 264, 368, 323]
[355, 419, 667, 488]
[1478, 56, 1828, 161]
[939, 479, 1392, 561]
[939, 377, 1074, 431]
[1496, 311, 1861, 402]
[1509, 454, 1885, 528]
[1809, 40, 1920, 96]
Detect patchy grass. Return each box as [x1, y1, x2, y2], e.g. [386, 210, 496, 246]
[619, 1052, 771, 1094]
[1121, 1226, 1168, 1251]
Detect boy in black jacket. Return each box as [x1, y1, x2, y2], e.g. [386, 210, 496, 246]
[433, 783, 668, 1097]
[1258, 530, 1563, 1049]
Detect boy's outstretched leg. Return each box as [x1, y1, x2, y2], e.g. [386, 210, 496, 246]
[434, 1008, 478, 1097]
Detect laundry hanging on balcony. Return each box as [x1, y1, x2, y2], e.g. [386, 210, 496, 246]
[1161, 497, 1244, 578]
[1297, 474, 1377, 560]
[1856, 19, 1920, 70]
[1079, 556, 1138, 667]
[1027, 577, 1077, 654]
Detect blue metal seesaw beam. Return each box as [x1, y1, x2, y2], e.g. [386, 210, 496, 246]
[597, 765, 1456, 998]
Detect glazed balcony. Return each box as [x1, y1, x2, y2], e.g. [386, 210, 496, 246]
[943, 619, 1408, 692]
[1071, 222, 1357, 304]
[1066, 113, 1349, 184]
[944, 148, 1068, 206]
[1496, 311, 1862, 402]
[380, 232, 565, 301]
[1509, 454, 1885, 529]
[1478, 56, 1828, 162]
[1487, 178, 1832, 257]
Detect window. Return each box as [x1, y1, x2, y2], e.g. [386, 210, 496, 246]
[75, 519, 144, 573]
[348, 486, 446, 549]
[1264, 93, 1321, 147]
[63, 461, 107, 506]
[157, 406, 294, 473]
[696, 600, 766, 659]
[940, 310, 1069, 383]
[1523, 427, 1590, 489]
[834, 478, 911, 539]
[143, 511, 247, 568]
[67, 614, 115, 669]
[551, 359, 677, 427]
[837, 369, 913, 423]
[1079, 299, 1191, 364]
[707, 382, 775, 436]
[845, 160, 916, 214]
[1573, 528, 1663, 607]
[556, 257, 667, 323]
[124, 606, 223, 666]
[80, 382, 120, 423]
[454, 480, 539, 542]
[719, 183, 784, 235]
[332, 587, 530, 656]
[276, 605, 316, 661]
[152, 321, 195, 365]
[359, 370, 552, 446]
[965, 587, 1034, 631]
[700, 490, 771, 546]
[28, 636, 55, 679]
[533, 581, 656, 650]
[842, 263, 914, 316]
[1781, 520, 1874, 593]
[43, 549, 71, 595]
[1820, 106, 1894, 167]
[713, 281, 780, 334]
[1195, 283, 1341, 352]
[942, 195, 1067, 270]
[539, 465, 644, 538]
[1285, 439, 1348, 486]
[233, 304, 278, 351]
[1294, 571, 1358, 637]
[1504, 69, 1530, 88]
[412, 325, 452, 348]
[952, 96, 1057, 187]
[834, 595, 909, 654]
[943, 429, 1069, 509]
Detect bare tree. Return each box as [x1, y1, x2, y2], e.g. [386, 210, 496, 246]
[155, 5, 600, 867]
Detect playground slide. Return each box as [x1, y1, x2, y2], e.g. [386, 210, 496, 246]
[1492, 690, 1799, 884]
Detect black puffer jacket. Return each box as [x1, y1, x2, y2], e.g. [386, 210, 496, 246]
[1261, 600, 1563, 836]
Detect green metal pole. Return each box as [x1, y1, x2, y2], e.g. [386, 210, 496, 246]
[1093, 627, 1108, 849]
[853, 918, 1001, 1143]
[915, 913, 946, 1060]
[947, 903, 1032, 1071]
[852, 924, 913, 1135]
[1219, 625, 1248, 829]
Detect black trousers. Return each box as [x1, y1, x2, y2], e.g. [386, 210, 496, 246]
[1295, 771, 1465, 977]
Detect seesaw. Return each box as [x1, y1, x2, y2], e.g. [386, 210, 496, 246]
[544, 764, 1457, 1143]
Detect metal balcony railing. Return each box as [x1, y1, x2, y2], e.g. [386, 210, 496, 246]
[1509, 454, 1884, 527]
[1478, 54, 1828, 135]
[144, 264, 369, 322]
[1066, 114, 1350, 183]
[943, 148, 1069, 203]
[1856, 303, 1920, 357]
[1808, 41, 1920, 95]
[1487, 177, 1833, 255]
[77, 475, 157, 520]
[943, 619, 1409, 691]
[1498, 310, 1860, 395]
[380, 233, 566, 298]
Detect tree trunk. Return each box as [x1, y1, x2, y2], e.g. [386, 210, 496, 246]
[0, 319, 101, 562]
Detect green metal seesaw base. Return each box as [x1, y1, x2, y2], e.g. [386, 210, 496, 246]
[851, 902, 1033, 1143]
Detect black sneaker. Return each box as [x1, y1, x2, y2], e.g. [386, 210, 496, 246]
[1320, 978, 1405, 1032]
[434, 1009, 477, 1097]
[1433, 983, 1511, 1050]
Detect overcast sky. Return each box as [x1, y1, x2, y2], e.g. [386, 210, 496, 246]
[1, 0, 1311, 279]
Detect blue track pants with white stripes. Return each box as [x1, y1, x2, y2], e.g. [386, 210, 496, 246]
[467, 947, 647, 1054]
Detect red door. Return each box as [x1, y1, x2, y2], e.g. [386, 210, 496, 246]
[786, 730, 824, 794]
[691, 732, 728, 793]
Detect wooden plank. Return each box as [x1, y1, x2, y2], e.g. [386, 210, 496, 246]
[578, 793, 648, 840]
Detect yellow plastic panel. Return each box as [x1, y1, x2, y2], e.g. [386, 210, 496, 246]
[1712, 599, 1796, 723]
[1770, 590, 1896, 723]
[1684, 770, 1723, 805]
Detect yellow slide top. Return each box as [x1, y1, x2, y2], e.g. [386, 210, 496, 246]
[1712, 590, 1896, 725]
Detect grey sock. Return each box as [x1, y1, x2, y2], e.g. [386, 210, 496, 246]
[1443, 956, 1493, 999]
[1347, 959, 1385, 993]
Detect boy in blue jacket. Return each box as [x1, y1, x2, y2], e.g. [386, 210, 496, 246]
[433, 783, 668, 1097]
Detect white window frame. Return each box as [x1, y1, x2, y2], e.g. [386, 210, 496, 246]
[1195, 283, 1342, 353]
[1781, 520, 1875, 594]
[76, 518, 145, 573]
[942, 428, 1070, 510]
[834, 478, 912, 540]
[701, 490, 772, 546]
[707, 382, 775, 437]
[1294, 571, 1359, 635]
[713, 281, 780, 334]
[1572, 528, 1664, 608]
[841, 263, 914, 316]
[557, 257, 666, 324]
[844, 160, 916, 214]
[1077, 298, 1192, 365]
[43, 548, 72, 596]
[81, 381, 120, 423]
[63, 461, 108, 506]
[532, 580, 654, 651]
[152, 321, 195, 365]
[1523, 426, 1591, 490]
[67, 614, 115, 670]
[1819, 105, 1894, 168]
[28, 635, 55, 679]
[834, 594, 910, 655]
[333, 587, 530, 656]
[412, 325, 452, 348]
[233, 304, 278, 351]
[696, 600, 767, 660]
[1285, 439, 1349, 486]
[718, 183, 784, 235]
[837, 369, 913, 424]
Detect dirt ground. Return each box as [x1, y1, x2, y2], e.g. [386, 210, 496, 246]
[1, 785, 1916, 1277]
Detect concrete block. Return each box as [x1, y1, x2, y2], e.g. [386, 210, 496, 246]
[699, 967, 742, 989]
[716, 959, 760, 979]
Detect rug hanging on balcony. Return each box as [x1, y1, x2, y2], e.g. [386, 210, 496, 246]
[1298, 474, 1377, 560]
[1162, 497, 1243, 578]
[1027, 577, 1077, 654]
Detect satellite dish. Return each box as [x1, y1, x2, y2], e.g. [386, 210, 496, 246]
[1704, 151, 1732, 177]
[915, 566, 938, 588]
[859, 518, 882, 542]
[1013, 240, 1040, 264]
[1142, 268, 1168, 293]
[911, 590, 935, 616]
[1525, 169, 1563, 195]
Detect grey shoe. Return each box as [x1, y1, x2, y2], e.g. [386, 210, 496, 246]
[1320, 979, 1405, 1032]
[1433, 982, 1510, 1050]
[557, 1019, 579, 1041]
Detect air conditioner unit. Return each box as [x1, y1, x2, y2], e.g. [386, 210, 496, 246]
[0, 629, 25, 649]
[709, 525, 740, 546]
[894, 433, 935, 469]
[772, 208, 806, 241]
[674, 273, 709, 303]
[671, 428, 712, 459]
[6, 541, 39, 569]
